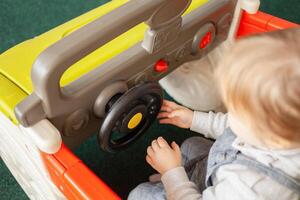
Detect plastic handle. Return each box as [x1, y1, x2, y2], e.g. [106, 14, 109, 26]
[31, 0, 190, 116]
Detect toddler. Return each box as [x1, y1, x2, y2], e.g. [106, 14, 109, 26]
[128, 28, 300, 200]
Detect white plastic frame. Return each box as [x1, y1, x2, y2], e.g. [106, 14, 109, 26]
[0, 112, 64, 199]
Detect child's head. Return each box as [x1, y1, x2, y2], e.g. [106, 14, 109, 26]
[217, 28, 300, 149]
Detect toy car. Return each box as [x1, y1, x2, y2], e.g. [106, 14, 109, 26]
[0, 0, 298, 199]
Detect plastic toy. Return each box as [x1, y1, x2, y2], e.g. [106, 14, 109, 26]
[0, 0, 298, 199]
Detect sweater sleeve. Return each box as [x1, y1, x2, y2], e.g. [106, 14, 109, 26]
[190, 111, 229, 139]
[161, 167, 202, 200]
[161, 164, 295, 200]
[161, 151, 299, 200]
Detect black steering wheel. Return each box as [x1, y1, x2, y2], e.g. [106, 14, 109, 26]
[98, 82, 163, 152]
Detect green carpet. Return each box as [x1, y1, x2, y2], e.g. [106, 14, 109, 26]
[0, 0, 300, 199]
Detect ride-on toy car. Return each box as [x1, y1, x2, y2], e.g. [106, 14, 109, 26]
[0, 0, 298, 199]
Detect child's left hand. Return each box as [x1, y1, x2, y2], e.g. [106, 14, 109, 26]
[146, 137, 182, 175]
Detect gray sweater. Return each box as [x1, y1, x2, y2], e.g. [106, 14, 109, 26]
[161, 111, 300, 200]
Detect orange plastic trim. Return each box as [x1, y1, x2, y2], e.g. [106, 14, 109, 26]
[237, 11, 299, 37]
[42, 144, 121, 200]
[267, 16, 299, 31]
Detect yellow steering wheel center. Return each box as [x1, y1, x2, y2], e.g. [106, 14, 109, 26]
[128, 112, 143, 129]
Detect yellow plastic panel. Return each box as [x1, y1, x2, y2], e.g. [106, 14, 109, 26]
[0, 74, 27, 124]
[0, 0, 209, 95]
[0, 0, 130, 95]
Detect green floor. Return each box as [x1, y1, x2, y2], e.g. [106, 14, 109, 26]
[0, 0, 300, 199]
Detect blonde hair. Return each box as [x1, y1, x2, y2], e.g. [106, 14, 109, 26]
[217, 28, 300, 142]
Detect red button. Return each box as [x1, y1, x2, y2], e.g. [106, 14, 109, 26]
[154, 59, 169, 73]
[199, 31, 212, 49]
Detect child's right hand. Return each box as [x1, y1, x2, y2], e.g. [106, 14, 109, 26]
[158, 100, 194, 129]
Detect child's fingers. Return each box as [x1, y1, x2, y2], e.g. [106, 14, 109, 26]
[171, 141, 180, 154]
[160, 105, 172, 112]
[157, 112, 170, 119]
[159, 118, 176, 126]
[168, 110, 182, 118]
[162, 100, 176, 109]
[163, 100, 182, 109]
[146, 155, 154, 166]
[162, 99, 172, 105]
[163, 99, 176, 106]
[151, 140, 160, 151]
[157, 137, 170, 148]
[147, 146, 155, 157]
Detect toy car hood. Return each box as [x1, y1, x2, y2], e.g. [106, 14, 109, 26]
[0, 0, 208, 124]
[0, 0, 208, 94]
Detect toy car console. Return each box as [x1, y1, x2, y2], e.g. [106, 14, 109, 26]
[14, 0, 238, 151]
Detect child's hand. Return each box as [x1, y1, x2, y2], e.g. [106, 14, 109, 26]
[146, 137, 181, 175]
[158, 100, 193, 129]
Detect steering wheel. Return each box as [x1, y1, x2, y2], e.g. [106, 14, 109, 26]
[98, 82, 163, 152]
